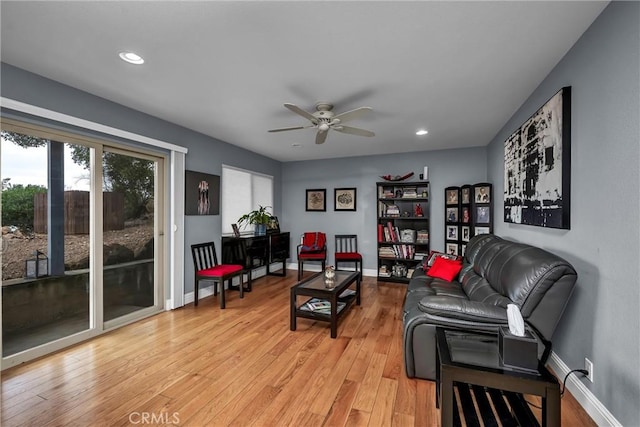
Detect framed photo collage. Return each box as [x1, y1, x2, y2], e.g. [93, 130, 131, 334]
[444, 183, 493, 258]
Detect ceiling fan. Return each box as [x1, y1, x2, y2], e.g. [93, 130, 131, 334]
[268, 102, 375, 144]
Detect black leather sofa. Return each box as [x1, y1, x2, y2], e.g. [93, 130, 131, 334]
[403, 234, 577, 380]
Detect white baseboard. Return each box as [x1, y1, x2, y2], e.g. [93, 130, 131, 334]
[547, 352, 621, 426]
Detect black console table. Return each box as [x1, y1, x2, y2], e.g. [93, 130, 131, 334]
[222, 232, 290, 281]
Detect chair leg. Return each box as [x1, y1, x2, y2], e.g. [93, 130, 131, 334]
[213, 281, 218, 296]
[298, 260, 303, 281]
[238, 276, 244, 299]
[220, 280, 226, 309]
[246, 270, 252, 292]
[194, 277, 199, 306]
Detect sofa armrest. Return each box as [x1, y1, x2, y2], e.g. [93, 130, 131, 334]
[418, 296, 508, 323]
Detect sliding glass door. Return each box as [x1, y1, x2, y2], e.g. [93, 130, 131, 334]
[1, 121, 165, 365]
[102, 148, 163, 325]
[1, 134, 92, 356]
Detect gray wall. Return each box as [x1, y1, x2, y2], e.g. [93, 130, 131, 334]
[282, 147, 487, 270]
[486, 2, 639, 424]
[0, 63, 283, 296]
[2, 2, 638, 421]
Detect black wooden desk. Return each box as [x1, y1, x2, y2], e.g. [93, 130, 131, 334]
[222, 232, 290, 284]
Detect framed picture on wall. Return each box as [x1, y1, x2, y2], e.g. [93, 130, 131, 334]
[476, 206, 490, 223]
[446, 243, 459, 256]
[306, 189, 326, 212]
[461, 226, 470, 242]
[461, 187, 471, 204]
[446, 208, 458, 223]
[334, 188, 357, 211]
[475, 226, 490, 235]
[446, 225, 458, 240]
[462, 207, 470, 223]
[446, 189, 459, 205]
[504, 87, 571, 229]
[185, 170, 220, 215]
[475, 186, 491, 203]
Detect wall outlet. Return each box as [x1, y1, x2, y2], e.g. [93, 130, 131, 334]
[585, 357, 594, 382]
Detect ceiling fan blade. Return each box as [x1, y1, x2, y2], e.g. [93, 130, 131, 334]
[284, 103, 318, 124]
[333, 125, 375, 137]
[315, 130, 328, 145]
[332, 107, 372, 123]
[268, 125, 311, 133]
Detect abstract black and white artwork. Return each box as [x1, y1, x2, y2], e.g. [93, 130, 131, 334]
[504, 87, 571, 229]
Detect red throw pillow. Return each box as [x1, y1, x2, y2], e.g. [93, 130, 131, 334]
[427, 257, 463, 282]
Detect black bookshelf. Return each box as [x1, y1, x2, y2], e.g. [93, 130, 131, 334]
[376, 181, 430, 283]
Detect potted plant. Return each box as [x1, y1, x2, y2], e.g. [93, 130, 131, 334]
[237, 205, 273, 236]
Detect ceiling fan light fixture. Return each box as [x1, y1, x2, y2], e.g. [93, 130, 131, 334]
[119, 51, 144, 65]
[269, 102, 375, 144]
[416, 129, 429, 136]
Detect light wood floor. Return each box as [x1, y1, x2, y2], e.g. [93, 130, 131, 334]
[1, 271, 596, 426]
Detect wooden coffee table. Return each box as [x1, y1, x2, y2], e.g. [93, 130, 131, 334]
[290, 271, 360, 338]
[435, 327, 560, 427]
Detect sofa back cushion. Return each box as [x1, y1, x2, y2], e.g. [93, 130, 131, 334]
[463, 234, 501, 266]
[484, 243, 577, 317]
[460, 233, 577, 319]
[458, 234, 500, 285]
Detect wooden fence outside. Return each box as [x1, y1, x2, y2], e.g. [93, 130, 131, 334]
[34, 191, 125, 234]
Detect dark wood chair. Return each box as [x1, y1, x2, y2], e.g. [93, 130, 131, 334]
[297, 232, 327, 281]
[335, 234, 362, 276]
[191, 241, 245, 309]
[221, 237, 253, 292]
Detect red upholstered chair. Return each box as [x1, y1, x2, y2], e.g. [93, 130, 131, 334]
[297, 232, 327, 280]
[334, 234, 362, 277]
[191, 241, 245, 309]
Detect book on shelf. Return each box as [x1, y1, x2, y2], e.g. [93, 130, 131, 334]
[379, 244, 414, 259]
[385, 204, 400, 217]
[378, 266, 391, 277]
[386, 222, 396, 242]
[416, 229, 429, 243]
[401, 187, 418, 198]
[378, 247, 396, 258]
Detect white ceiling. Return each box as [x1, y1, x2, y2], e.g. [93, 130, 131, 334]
[1, 1, 608, 162]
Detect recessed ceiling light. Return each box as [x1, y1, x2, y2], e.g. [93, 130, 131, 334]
[416, 129, 429, 136]
[119, 51, 144, 65]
